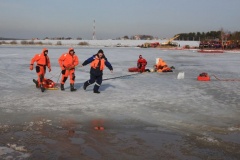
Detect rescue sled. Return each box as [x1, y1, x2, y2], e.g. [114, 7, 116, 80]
[197, 73, 210, 81]
[128, 67, 151, 72]
[128, 67, 140, 72]
[33, 79, 58, 90]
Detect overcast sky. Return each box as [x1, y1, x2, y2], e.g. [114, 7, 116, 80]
[1, 0, 240, 39]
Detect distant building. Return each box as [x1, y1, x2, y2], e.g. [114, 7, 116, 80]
[133, 35, 141, 40]
[132, 35, 154, 40]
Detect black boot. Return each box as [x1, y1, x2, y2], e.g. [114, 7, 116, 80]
[83, 81, 89, 90]
[40, 84, 45, 92]
[61, 84, 65, 91]
[33, 79, 39, 88]
[70, 83, 77, 92]
[93, 90, 100, 94]
[93, 84, 100, 94]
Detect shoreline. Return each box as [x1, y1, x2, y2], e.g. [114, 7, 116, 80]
[1, 44, 240, 53]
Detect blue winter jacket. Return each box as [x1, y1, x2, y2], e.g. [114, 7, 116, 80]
[82, 55, 113, 76]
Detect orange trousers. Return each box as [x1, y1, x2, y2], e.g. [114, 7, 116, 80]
[36, 65, 46, 85]
[61, 69, 75, 84]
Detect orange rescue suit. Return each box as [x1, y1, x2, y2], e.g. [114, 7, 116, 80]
[30, 48, 51, 85]
[137, 58, 147, 72]
[30, 48, 51, 68]
[156, 58, 170, 72]
[58, 53, 79, 70]
[58, 49, 79, 84]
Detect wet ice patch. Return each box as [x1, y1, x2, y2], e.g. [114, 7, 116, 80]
[228, 126, 240, 132]
[7, 143, 28, 152]
[196, 136, 219, 144]
[0, 124, 10, 132]
[0, 147, 12, 156]
[0, 146, 30, 159]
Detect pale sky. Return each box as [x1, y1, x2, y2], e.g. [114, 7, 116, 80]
[0, 0, 239, 39]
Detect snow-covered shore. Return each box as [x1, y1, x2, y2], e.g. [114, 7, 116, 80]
[2, 39, 200, 47]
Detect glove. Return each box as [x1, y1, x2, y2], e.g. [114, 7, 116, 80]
[48, 68, 51, 72]
[29, 65, 33, 70]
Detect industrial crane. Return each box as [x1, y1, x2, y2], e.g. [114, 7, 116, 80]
[161, 35, 180, 46]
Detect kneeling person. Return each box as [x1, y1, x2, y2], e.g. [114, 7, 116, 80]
[154, 58, 173, 72]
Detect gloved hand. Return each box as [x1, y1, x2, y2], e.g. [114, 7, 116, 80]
[49, 68, 51, 72]
[29, 65, 33, 70]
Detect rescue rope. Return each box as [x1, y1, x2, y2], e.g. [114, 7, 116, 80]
[211, 74, 240, 81]
[56, 71, 62, 84]
[103, 73, 141, 81]
[48, 71, 61, 80]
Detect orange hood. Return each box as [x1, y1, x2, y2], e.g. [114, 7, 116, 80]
[68, 48, 75, 54]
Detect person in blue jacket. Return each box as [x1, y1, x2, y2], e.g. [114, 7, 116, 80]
[82, 49, 113, 93]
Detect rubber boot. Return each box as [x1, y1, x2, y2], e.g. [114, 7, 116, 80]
[70, 83, 77, 92]
[39, 75, 44, 92]
[33, 79, 39, 88]
[93, 85, 100, 94]
[40, 84, 45, 92]
[83, 81, 89, 90]
[93, 90, 100, 94]
[61, 84, 65, 91]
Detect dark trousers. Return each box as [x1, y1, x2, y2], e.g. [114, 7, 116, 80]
[85, 74, 102, 91]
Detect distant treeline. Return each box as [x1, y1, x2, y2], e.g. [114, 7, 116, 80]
[176, 31, 240, 41]
[0, 40, 89, 46]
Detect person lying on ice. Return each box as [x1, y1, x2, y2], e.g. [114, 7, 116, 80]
[137, 55, 150, 72]
[58, 48, 79, 91]
[29, 48, 51, 92]
[81, 49, 113, 94]
[154, 58, 173, 72]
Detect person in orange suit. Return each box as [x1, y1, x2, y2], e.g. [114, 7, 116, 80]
[29, 48, 51, 92]
[137, 55, 148, 72]
[155, 58, 173, 72]
[58, 48, 79, 91]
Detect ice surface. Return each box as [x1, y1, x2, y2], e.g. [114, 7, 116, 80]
[0, 45, 240, 159]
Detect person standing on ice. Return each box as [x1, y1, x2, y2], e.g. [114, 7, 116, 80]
[82, 49, 113, 94]
[137, 55, 148, 72]
[29, 48, 51, 92]
[58, 48, 79, 91]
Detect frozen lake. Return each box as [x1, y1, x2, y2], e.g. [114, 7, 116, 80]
[0, 46, 240, 159]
